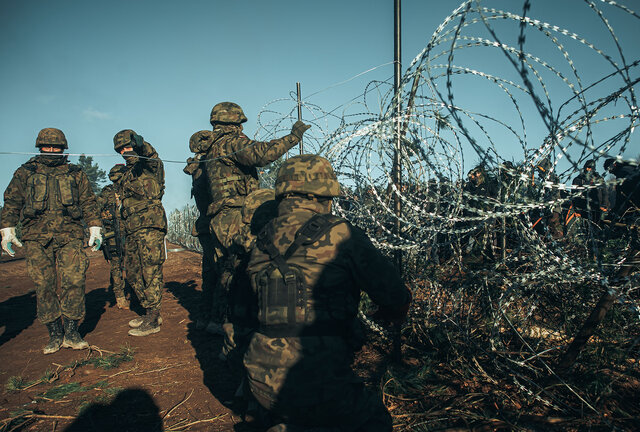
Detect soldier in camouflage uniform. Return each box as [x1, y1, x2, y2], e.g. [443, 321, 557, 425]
[184, 130, 223, 333]
[203, 102, 311, 335]
[0, 128, 102, 354]
[529, 157, 564, 239]
[113, 129, 167, 337]
[97, 164, 128, 309]
[242, 154, 412, 432]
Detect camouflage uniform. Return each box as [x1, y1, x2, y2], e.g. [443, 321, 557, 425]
[243, 155, 411, 431]
[528, 158, 564, 239]
[184, 130, 223, 328]
[113, 130, 167, 336]
[462, 165, 499, 260]
[97, 165, 127, 305]
[204, 102, 310, 329]
[222, 188, 277, 370]
[0, 128, 101, 353]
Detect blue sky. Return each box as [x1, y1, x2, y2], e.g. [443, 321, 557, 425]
[1, 0, 639, 213]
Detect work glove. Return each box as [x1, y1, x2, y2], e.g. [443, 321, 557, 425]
[88, 226, 103, 252]
[0, 227, 23, 257]
[290, 120, 311, 140]
[130, 132, 145, 151]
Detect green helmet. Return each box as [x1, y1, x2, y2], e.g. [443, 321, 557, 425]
[36, 128, 68, 149]
[583, 159, 596, 170]
[108, 164, 127, 182]
[113, 129, 135, 152]
[275, 154, 341, 198]
[189, 130, 213, 154]
[209, 102, 247, 126]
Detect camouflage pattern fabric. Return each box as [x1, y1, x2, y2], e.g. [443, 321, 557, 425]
[209, 102, 247, 125]
[183, 155, 212, 237]
[97, 183, 125, 298]
[184, 149, 222, 322]
[124, 228, 165, 310]
[204, 123, 300, 324]
[35, 127, 68, 149]
[25, 237, 89, 324]
[1, 153, 100, 326]
[222, 189, 277, 368]
[119, 140, 167, 235]
[204, 123, 300, 218]
[108, 254, 125, 299]
[243, 196, 410, 431]
[196, 232, 225, 322]
[274, 154, 341, 198]
[1, 155, 101, 239]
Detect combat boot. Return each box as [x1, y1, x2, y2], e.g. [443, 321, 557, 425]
[128, 308, 161, 336]
[61, 317, 89, 350]
[42, 318, 64, 355]
[129, 311, 163, 328]
[115, 296, 130, 310]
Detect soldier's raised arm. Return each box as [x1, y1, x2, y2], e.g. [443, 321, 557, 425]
[229, 120, 311, 167]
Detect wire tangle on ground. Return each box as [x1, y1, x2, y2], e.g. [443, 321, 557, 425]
[238, 0, 640, 425]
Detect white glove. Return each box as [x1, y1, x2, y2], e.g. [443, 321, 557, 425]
[1, 227, 23, 257]
[88, 226, 102, 252]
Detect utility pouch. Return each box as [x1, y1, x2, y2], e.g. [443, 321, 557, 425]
[24, 172, 49, 217]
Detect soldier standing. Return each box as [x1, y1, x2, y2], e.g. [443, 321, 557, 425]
[0, 128, 102, 354]
[242, 154, 412, 431]
[184, 130, 220, 333]
[203, 102, 311, 334]
[572, 159, 610, 228]
[97, 164, 128, 309]
[113, 130, 167, 337]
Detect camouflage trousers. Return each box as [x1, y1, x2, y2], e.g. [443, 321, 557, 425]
[25, 238, 89, 324]
[109, 255, 125, 299]
[243, 333, 392, 432]
[125, 228, 165, 310]
[197, 233, 226, 322]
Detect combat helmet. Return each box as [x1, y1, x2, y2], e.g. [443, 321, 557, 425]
[583, 159, 596, 170]
[189, 130, 213, 154]
[113, 129, 136, 152]
[108, 164, 127, 182]
[209, 102, 247, 126]
[36, 128, 68, 149]
[275, 154, 341, 198]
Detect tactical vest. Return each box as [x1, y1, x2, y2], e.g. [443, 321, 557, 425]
[22, 162, 83, 220]
[206, 134, 260, 216]
[253, 214, 347, 337]
[119, 163, 164, 218]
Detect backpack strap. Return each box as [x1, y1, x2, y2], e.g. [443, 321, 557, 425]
[256, 214, 345, 326]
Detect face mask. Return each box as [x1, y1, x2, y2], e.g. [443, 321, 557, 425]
[38, 153, 68, 166]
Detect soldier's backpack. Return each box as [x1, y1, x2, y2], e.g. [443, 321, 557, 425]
[254, 213, 345, 337]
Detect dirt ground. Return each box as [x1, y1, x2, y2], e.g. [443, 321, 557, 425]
[0, 244, 266, 432]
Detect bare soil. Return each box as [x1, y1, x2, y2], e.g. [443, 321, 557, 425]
[0, 245, 257, 432]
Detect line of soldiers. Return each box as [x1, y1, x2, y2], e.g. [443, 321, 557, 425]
[181, 102, 411, 431]
[1, 126, 169, 354]
[449, 156, 639, 263]
[0, 102, 413, 431]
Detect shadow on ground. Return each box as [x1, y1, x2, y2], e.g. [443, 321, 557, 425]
[0, 291, 37, 347]
[63, 388, 162, 432]
[166, 280, 252, 428]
